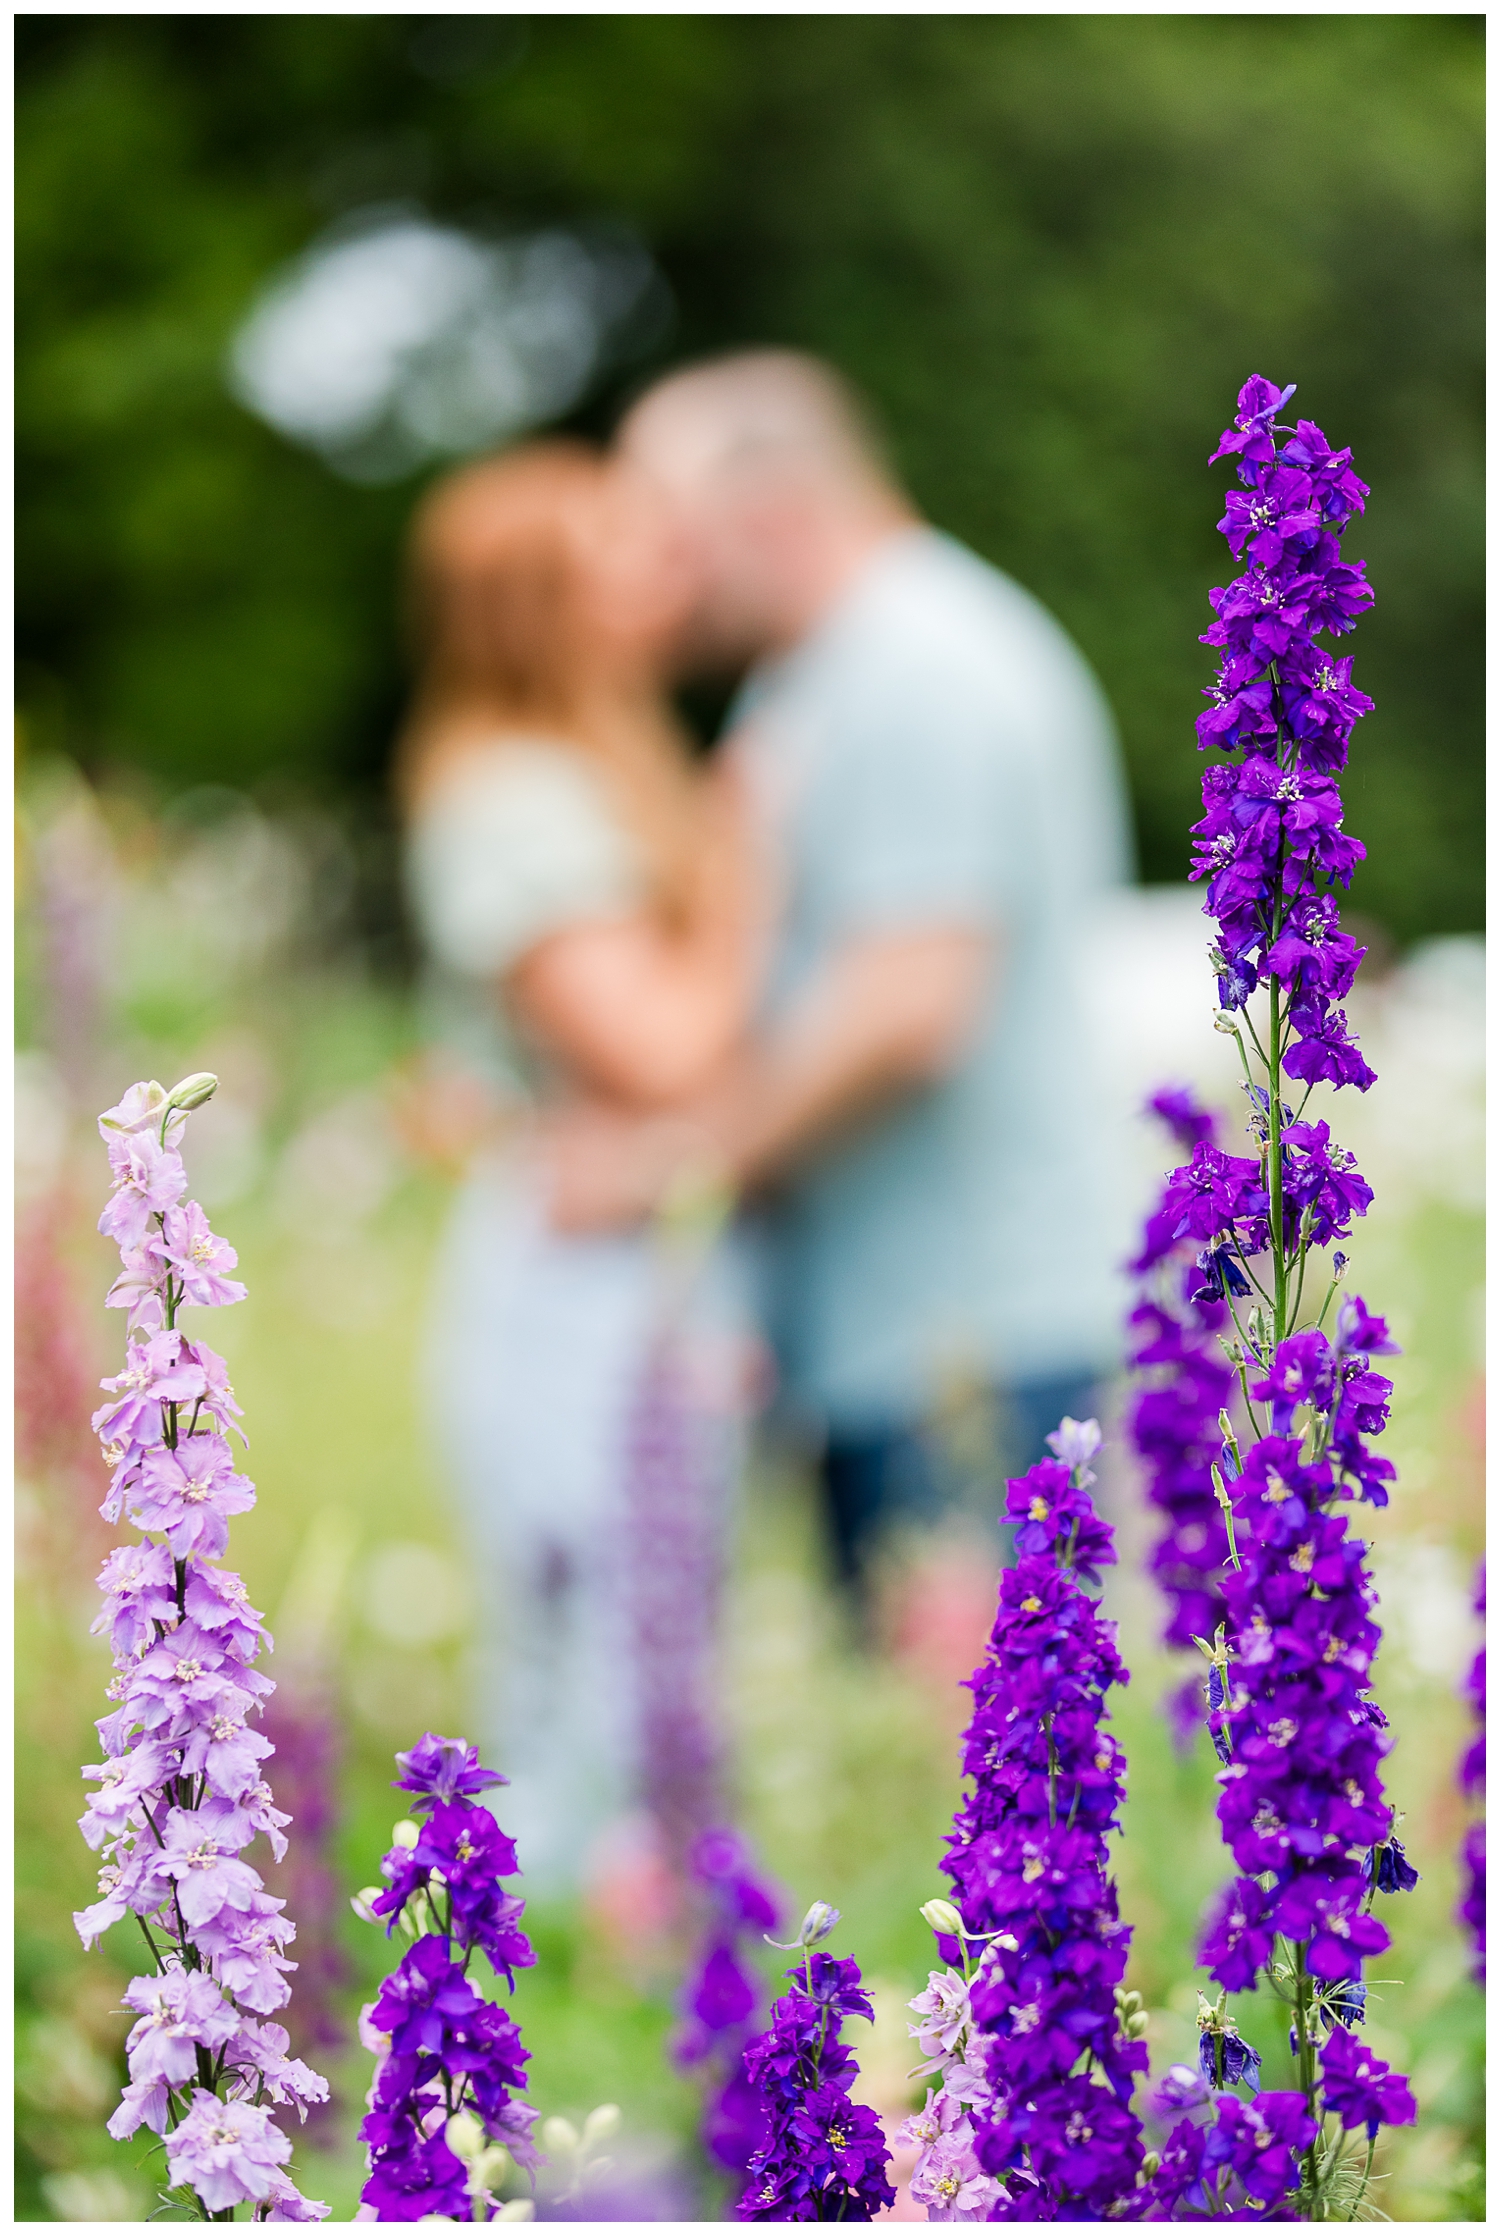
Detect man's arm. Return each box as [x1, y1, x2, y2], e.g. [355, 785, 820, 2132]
[706, 924, 993, 1187]
[544, 924, 994, 1230]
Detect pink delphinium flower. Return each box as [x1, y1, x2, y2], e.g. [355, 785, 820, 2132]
[99, 1130, 189, 1249]
[908, 2131, 1001, 2223]
[76, 1075, 328, 2221]
[129, 1436, 256, 1556]
[895, 1910, 1009, 2222]
[160, 1198, 249, 1308]
[908, 1968, 976, 2075]
[164, 2090, 295, 2214]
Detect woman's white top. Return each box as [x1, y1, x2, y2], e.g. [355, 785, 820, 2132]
[406, 737, 646, 1093]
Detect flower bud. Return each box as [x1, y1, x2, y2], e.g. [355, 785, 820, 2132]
[1213, 1011, 1240, 1035]
[1045, 1415, 1102, 1476]
[163, 1071, 219, 1116]
[350, 1887, 382, 1923]
[473, 2146, 512, 2193]
[582, 2104, 622, 2149]
[919, 1898, 965, 1938]
[1142, 2153, 1161, 2182]
[541, 2116, 579, 2157]
[495, 2205, 535, 2224]
[446, 2112, 485, 2163]
[391, 1820, 421, 1849]
[798, 1900, 840, 1946]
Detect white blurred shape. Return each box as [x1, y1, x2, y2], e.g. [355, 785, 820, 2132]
[1082, 884, 1243, 1286]
[1377, 1540, 1476, 1682]
[40, 2170, 142, 2222]
[1082, 897, 1486, 1286]
[229, 210, 658, 481]
[1341, 935, 1485, 1217]
[361, 1539, 472, 1648]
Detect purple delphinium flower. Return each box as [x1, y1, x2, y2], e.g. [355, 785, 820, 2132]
[1194, 1992, 1261, 2094]
[1132, 383, 1417, 2218]
[1151, 2065, 1210, 2117]
[674, 1825, 785, 2192]
[1458, 1562, 1485, 1982]
[1317, 2025, 1418, 2143]
[354, 1732, 540, 2220]
[736, 1919, 896, 2222]
[1136, 2091, 1320, 2221]
[939, 1422, 1147, 2218]
[395, 1732, 508, 1812]
[1127, 1090, 1237, 1740]
[77, 1076, 329, 2223]
[623, 1329, 730, 1861]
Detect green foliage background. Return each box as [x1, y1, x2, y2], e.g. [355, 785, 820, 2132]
[17, 14, 1483, 936]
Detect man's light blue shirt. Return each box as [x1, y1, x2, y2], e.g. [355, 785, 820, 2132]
[733, 526, 1134, 1435]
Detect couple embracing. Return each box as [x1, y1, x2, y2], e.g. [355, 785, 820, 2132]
[398, 351, 1132, 1894]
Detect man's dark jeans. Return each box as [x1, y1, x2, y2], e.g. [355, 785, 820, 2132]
[818, 1370, 1102, 1599]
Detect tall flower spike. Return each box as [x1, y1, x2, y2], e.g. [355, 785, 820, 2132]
[78, 1076, 329, 2223]
[354, 1732, 540, 2221]
[624, 1309, 732, 1862]
[940, 1420, 1147, 2219]
[1136, 380, 1416, 2220]
[1458, 1562, 1485, 1983]
[673, 1826, 785, 2195]
[736, 1921, 895, 2222]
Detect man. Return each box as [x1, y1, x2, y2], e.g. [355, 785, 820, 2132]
[552, 350, 1134, 1598]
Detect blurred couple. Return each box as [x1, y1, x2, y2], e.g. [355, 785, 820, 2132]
[398, 352, 1132, 1893]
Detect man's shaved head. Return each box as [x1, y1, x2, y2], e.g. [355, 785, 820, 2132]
[617, 351, 914, 669]
[620, 350, 898, 502]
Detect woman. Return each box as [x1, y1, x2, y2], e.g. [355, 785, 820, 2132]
[398, 442, 759, 1898]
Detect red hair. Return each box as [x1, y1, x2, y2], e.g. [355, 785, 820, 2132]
[396, 441, 701, 919]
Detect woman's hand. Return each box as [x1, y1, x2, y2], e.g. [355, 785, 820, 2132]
[541, 1101, 725, 1233]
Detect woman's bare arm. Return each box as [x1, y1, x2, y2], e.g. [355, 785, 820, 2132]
[506, 763, 764, 1108]
[506, 910, 751, 1107]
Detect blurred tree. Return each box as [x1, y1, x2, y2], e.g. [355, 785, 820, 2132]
[16, 15, 1482, 936]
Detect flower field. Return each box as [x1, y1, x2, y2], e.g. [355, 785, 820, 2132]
[14, 748, 1482, 2220]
